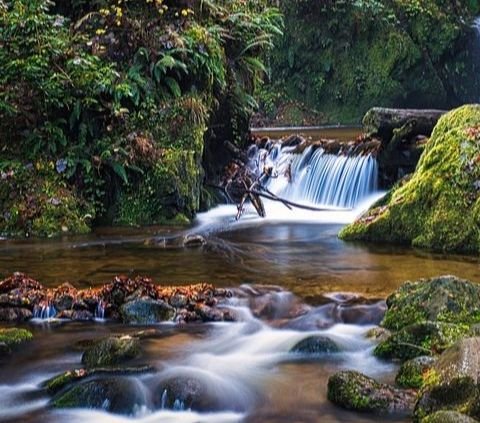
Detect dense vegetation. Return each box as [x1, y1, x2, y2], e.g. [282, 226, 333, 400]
[262, 0, 480, 124]
[0, 0, 282, 236]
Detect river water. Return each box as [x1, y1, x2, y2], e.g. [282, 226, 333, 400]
[1, 130, 480, 423]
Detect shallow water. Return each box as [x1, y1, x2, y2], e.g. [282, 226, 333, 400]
[0, 202, 479, 298]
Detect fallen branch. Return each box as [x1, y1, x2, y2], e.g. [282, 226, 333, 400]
[249, 189, 346, 212]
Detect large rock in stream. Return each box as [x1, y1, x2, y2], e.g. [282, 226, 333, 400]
[327, 370, 416, 414]
[374, 321, 469, 361]
[380, 275, 480, 331]
[414, 337, 480, 421]
[51, 377, 146, 414]
[120, 298, 175, 324]
[290, 335, 341, 355]
[370, 276, 480, 361]
[340, 105, 480, 254]
[81, 335, 141, 368]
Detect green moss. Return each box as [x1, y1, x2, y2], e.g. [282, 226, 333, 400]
[374, 321, 469, 361]
[396, 356, 436, 389]
[340, 105, 480, 253]
[45, 371, 80, 395]
[0, 161, 93, 238]
[0, 328, 33, 355]
[327, 371, 389, 411]
[0, 328, 33, 346]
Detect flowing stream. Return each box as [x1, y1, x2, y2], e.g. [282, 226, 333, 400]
[1, 130, 480, 423]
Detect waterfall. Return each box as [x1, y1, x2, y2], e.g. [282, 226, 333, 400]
[33, 302, 57, 320]
[248, 144, 379, 209]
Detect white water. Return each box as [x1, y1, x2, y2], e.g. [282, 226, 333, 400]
[252, 144, 378, 209]
[194, 143, 383, 234]
[0, 288, 392, 423]
[33, 303, 57, 320]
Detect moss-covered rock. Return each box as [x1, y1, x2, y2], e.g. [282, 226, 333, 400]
[0, 162, 92, 238]
[414, 337, 480, 421]
[396, 356, 437, 389]
[381, 275, 480, 332]
[81, 335, 141, 369]
[340, 105, 480, 253]
[374, 321, 469, 361]
[422, 411, 479, 423]
[327, 370, 416, 414]
[51, 377, 146, 414]
[290, 335, 340, 355]
[0, 328, 33, 355]
[119, 298, 175, 325]
[44, 365, 155, 395]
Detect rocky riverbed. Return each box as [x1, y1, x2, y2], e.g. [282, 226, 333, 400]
[2, 273, 480, 422]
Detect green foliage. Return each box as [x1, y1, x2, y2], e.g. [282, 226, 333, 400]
[269, 0, 478, 123]
[0, 0, 283, 236]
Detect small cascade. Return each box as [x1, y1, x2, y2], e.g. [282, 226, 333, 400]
[33, 301, 57, 320]
[94, 300, 106, 320]
[249, 144, 379, 209]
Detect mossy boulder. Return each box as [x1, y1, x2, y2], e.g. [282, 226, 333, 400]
[81, 335, 141, 369]
[340, 105, 480, 253]
[422, 411, 479, 423]
[0, 162, 92, 238]
[327, 370, 416, 414]
[396, 356, 437, 389]
[290, 335, 341, 355]
[44, 365, 155, 395]
[51, 377, 146, 414]
[381, 275, 480, 331]
[0, 328, 33, 355]
[119, 298, 175, 325]
[374, 321, 469, 361]
[414, 337, 480, 421]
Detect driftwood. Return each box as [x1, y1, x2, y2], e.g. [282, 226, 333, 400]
[362, 107, 447, 141]
[217, 160, 341, 220]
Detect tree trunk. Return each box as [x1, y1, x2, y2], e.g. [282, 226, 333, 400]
[363, 108, 447, 140]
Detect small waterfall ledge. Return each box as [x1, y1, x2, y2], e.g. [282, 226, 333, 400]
[248, 143, 379, 210]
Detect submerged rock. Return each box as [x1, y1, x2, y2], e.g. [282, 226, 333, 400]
[290, 335, 340, 355]
[374, 321, 469, 361]
[340, 105, 480, 254]
[381, 275, 480, 331]
[422, 411, 479, 423]
[81, 335, 141, 368]
[120, 298, 175, 324]
[414, 337, 480, 421]
[51, 377, 146, 414]
[156, 376, 221, 412]
[396, 356, 436, 389]
[0, 328, 33, 355]
[327, 370, 416, 414]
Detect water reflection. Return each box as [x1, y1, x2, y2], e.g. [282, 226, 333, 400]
[0, 208, 479, 298]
